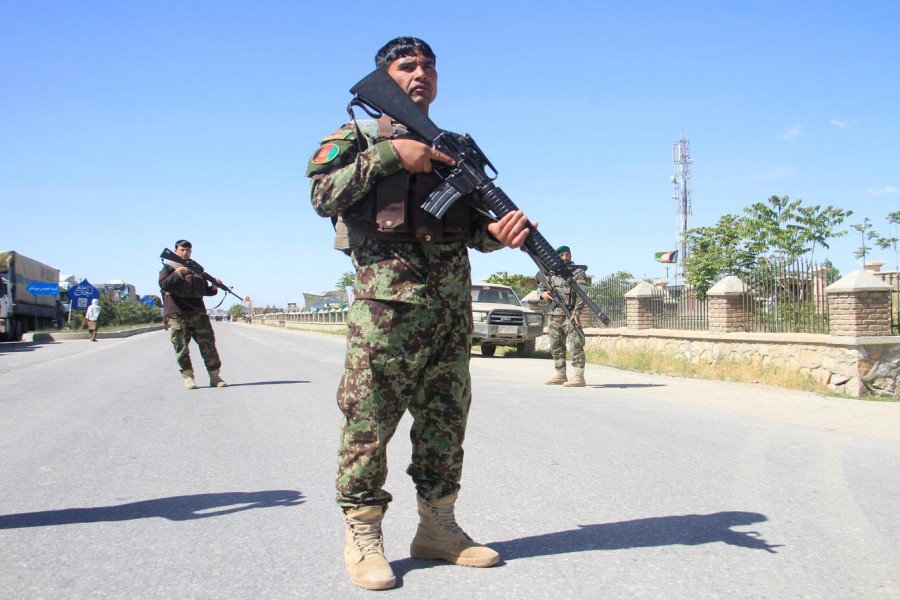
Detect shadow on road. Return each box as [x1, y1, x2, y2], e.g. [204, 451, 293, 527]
[393, 511, 780, 579]
[223, 380, 310, 387]
[0, 341, 59, 354]
[0, 489, 305, 529]
[591, 383, 666, 389]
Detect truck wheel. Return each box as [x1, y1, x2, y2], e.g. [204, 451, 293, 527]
[517, 339, 536, 358]
[480, 343, 497, 357]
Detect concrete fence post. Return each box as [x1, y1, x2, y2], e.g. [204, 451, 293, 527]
[707, 275, 748, 333]
[826, 270, 893, 336]
[624, 281, 655, 329]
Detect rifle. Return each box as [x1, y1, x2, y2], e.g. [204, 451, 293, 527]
[349, 68, 611, 327]
[535, 269, 587, 341]
[160, 248, 243, 302]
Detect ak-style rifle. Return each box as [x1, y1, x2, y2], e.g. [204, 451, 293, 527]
[160, 248, 243, 302]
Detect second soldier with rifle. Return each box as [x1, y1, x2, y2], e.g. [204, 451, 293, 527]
[159, 239, 229, 390]
[537, 245, 590, 387]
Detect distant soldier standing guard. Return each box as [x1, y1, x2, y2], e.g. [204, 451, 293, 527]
[159, 240, 227, 390]
[538, 245, 589, 387]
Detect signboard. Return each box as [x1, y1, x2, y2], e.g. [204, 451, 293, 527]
[67, 279, 99, 311]
[27, 282, 59, 295]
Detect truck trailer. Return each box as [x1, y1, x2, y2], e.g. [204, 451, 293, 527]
[0, 251, 60, 341]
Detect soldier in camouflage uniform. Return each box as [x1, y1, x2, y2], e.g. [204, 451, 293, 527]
[537, 245, 589, 387]
[307, 37, 532, 591]
[159, 240, 227, 390]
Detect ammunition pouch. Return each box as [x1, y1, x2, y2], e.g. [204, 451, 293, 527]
[341, 170, 474, 245]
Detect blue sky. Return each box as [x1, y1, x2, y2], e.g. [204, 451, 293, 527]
[3, 1, 898, 308]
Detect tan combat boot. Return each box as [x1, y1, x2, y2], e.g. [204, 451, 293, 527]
[181, 369, 197, 390]
[544, 367, 567, 385]
[344, 505, 396, 590]
[563, 367, 586, 387]
[208, 369, 228, 388]
[410, 493, 499, 567]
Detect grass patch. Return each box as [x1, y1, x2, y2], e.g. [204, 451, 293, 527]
[584, 347, 834, 394]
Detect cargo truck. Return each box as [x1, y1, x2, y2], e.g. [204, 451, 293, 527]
[0, 251, 60, 341]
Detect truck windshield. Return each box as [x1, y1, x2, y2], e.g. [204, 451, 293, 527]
[471, 287, 521, 306]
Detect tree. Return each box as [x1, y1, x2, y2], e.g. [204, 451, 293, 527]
[336, 271, 355, 290]
[871, 211, 900, 270]
[683, 195, 851, 294]
[228, 303, 244, 319]
[485, 272, 534, 299]
[852, 217, 874, 263]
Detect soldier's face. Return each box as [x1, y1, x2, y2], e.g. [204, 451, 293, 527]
[176, 246, 192, 259]
[559, 251, 571, 262]
[387, 51, 437, 112]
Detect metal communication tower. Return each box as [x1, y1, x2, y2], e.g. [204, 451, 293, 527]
[671, 134, 693, 280]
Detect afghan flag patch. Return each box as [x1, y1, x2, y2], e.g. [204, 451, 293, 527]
[312, 142, 340, 164]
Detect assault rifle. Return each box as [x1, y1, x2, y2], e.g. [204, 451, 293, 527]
[348, 68, 610, 327]
[535, 269, 588, 341]
[160, 248, 243, 302]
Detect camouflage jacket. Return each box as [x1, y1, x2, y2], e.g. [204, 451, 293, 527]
[536, 264, 588, 316]
[306, 118, 504, 308]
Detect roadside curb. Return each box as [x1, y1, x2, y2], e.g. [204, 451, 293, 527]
[24, 325, 165, 342]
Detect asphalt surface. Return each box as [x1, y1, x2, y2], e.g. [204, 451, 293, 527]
[1, 324, 899, 599]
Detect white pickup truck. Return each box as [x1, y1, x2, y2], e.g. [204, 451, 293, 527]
[470, 282, 543, 357]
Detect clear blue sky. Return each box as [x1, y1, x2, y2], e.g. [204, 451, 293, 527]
[3, 1, 898, 308]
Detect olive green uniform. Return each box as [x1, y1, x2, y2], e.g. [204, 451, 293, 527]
[159, 265, 222, 373]
[307, 119, 502, 509]
[537, 266, 588, 370]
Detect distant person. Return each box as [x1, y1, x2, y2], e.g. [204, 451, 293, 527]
[159, 239, 227, 390]
[84, 299, 101, 342]
[537, 245, 588, 387]
[55, 299, 65, 330]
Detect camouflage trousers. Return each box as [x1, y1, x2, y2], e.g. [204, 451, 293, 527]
[547, 313, 585, 369]
[336, 299, 472, 510]
[167, 311, 222, 372]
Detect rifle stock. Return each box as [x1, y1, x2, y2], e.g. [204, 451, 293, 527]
[349, 68, 611, 327]
[160, 248, 242, 302]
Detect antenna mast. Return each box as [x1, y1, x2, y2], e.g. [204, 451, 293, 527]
[671, 134, 693, 281]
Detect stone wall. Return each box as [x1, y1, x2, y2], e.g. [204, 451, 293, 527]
[542, 269, 900, 398]
[536, 329, 899, 397]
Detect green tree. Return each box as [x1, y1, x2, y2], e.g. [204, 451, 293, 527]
[228, 303, 244, 319]
[484, 272, 534, 299]
[336, 271, 355, 290]
[871, 211, 900, 270]
[851, 217, 874, 263]
[683, 195, 851, 294]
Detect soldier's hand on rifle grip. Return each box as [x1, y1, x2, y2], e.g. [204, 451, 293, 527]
[176, 266, 190, 276]
[390, 139, 454, 173]
[488, 210, 534, 249]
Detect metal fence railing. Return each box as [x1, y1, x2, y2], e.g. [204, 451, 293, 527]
[533, 273, 634, 329]
[742, 259, 836, 334]
[650, 284, 709, 330]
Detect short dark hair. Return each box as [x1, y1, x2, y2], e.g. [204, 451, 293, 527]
[374, 36, 436, 69]
[175, 239, 192, 249]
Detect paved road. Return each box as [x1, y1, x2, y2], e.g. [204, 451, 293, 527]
[1, 324, 899, 599]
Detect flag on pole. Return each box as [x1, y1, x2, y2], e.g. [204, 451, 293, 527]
[655, 250, 678, 264]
